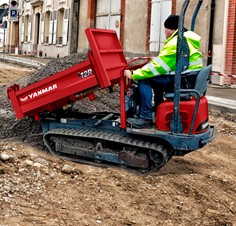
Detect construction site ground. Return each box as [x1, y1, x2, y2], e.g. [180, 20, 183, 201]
[0, 61, 235, 226]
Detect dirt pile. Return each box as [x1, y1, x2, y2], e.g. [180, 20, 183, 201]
[0, 53, 120, 139]
[0, 62, 35, 84]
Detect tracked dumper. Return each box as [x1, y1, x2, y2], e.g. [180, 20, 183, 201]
[8, 0, 215, 172]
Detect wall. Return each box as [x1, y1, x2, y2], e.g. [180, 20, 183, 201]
[123, 0, 148, 55]
[77, 0, 90, 53]
[0, 28, 4, 43]
[69, 0, 80, 54]
[225, 0, 236, 75]
[213, 0, 224, 45]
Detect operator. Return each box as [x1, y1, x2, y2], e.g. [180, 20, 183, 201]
[124, 15, 203, 129]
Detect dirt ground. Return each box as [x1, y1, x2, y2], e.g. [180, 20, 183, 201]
[0, 62, 35, 84]
[0, 61, 235, 226]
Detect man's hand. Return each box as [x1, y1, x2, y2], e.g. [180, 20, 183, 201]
[124, 70, 132, 79]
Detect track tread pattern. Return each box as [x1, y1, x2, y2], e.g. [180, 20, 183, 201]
[43, 128, 171, 172]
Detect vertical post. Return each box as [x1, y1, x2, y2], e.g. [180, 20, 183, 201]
[120, 74, 126, 129]
[170, 0, 190, 134]
[191, 0, 203, 31]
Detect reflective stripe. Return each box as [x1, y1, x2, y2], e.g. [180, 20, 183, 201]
[169, 69, 201, 75]
[146, 63, 159, 76]
[182, 69, 201, 74]
[189, 59, 202, 66]
[167, 59, 202, 75]
[153, 57, 171, 73]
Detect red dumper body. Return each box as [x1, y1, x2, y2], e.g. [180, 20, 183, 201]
[8, 28, 127, 121]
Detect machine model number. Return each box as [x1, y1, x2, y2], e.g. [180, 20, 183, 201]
[78, 69, 93, 78]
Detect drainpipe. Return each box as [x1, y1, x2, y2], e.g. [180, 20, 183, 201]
[221, 0, 228, 74]
[207, 0, 215, 65]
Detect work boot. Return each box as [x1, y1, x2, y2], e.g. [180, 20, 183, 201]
[127, 117, 153, 129]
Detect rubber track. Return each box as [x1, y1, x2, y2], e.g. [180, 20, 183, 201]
[43, 128, 170, 172]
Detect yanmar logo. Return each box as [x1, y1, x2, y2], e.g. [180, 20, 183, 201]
[20, 84, 58, 102]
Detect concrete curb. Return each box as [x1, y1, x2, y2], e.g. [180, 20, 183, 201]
[207, 96, 236, 114]
[0, 55, 46, 69]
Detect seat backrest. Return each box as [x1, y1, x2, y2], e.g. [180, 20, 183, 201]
[194, 65, 212, 96]
[164, 65, 212, 100]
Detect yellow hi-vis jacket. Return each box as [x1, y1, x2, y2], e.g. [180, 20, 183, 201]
[131, 30, 203, 80]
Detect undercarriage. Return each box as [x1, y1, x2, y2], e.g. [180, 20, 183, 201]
[42, 114, 173, 173]
[41, 109, 214, 172]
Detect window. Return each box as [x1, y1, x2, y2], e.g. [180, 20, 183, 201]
[56, 8, 69, 45]
[44, 11, 50, 43]
[24, 15, 29, 42]
[40, 13, 44, 43]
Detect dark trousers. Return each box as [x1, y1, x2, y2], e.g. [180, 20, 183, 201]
[138, 73, 198, 120]
[138, 75, 174, 120]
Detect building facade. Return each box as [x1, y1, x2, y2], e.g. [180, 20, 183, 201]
[19, 0, 73, 57]
[16, 0, 174, 58]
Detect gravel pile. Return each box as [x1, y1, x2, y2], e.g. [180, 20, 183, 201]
[22, 53, 88, 87]
[0, 53, 120, 140]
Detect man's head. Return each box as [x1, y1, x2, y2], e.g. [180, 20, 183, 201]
[164, 15, 179, 38]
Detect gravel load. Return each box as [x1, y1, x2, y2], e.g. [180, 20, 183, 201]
[22, 53, 88, 87]
[0, 53, 120, 140]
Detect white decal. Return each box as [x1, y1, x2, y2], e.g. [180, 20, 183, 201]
[20, 84, 58, 102]
[20, 96, 29, 102]
[78, 69, 93, 78]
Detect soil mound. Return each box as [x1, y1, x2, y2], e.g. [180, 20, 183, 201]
[0, 53, 120, 140]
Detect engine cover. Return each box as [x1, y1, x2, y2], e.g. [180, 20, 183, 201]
[156, 96, 209, 134]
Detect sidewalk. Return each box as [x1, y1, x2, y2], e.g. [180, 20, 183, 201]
[207, 96, 236, 113]
[0, 53, 51, 68]
[207, 84, 236, 113]
[0, 53, 235, 113]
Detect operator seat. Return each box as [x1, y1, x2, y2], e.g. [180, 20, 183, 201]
[193, 65, 212, 96]
[156, 65, 212, 134]
[164, 65, 212, 100]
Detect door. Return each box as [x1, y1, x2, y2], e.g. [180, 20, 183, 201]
[95, 0, 121, 38]
[149, 0, 172, 52]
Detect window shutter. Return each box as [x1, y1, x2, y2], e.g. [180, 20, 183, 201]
[28, 15, 32, 43]
[41, 13, 44, 43]
[53, 11, 57, 44]
[21, 16, 24, 42]
[62, 8, 69, 45]
[49, 11, 53, 44]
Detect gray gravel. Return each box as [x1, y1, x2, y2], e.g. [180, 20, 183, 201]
[0, 53, 120, 140]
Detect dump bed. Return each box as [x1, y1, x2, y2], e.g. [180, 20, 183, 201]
[8, 28, 127, 119]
